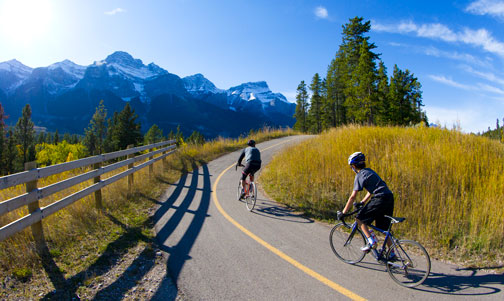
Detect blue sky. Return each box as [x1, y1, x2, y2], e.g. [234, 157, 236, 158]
[1, 0, 503, 133]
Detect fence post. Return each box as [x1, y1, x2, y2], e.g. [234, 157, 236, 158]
[162, 147, 168, 170]
[127, 145, 134, 193]
[93, 161, 103, 210]
[149, 146, 154, 177]
[25, 161, 44, 249]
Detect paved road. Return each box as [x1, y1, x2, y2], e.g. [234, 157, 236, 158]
[153, 136, 504, 300]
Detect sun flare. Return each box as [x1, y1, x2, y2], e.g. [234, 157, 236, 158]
[0, 0, 53, 45]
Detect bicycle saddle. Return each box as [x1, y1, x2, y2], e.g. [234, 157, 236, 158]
[384, 215, 406, 224]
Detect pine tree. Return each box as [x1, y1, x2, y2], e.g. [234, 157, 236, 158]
[293, 81, 309, 132]
[104, 111, 120, 152]
[5, 129, 17, 174]
[63, 133, 71, 143]
[388, 65, 424, 125]
[14, 104, 35, 164]
[175, 125, 184, 146]
[84, 100, 107, 155]
[325, 51, 347, 127]
[144, 124, 164, 145]
[0, 103, 6, 174]
[375, 61, 390, 125]
[187, 130, 205, 145]
[116, 103, 142, 149]
[308, 73, 323, 133]
[54, 130, 59, 145]
[344, 39, 378, 124]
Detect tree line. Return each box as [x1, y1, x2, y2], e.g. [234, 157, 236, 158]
[0, 101, 205, 176]
[293, 17, 428, 133]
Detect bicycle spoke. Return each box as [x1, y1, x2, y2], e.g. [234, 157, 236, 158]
[329, 223, 367, 264]
[386, 240, 431, 287]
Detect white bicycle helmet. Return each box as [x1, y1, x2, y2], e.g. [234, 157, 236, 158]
[348, 152, 365, 165]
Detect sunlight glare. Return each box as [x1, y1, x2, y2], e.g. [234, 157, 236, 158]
[0, 0, 53, 45]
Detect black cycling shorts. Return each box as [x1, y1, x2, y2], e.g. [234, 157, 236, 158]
[356, 193, 394, 231]
[241, 161, 261, 181]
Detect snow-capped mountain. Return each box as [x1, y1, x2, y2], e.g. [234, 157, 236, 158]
[183, 73, 224, 95]
[0, 59, 33, 93]
[0, 51, 295, 138]
[183, 75, 295, 118]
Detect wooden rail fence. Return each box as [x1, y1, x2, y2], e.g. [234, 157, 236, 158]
[0, 140, 177, 243]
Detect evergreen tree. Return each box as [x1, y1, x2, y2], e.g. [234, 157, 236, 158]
[14, 104, 35, 164]
[115, 103, 142, 149]
[54, 130, 59, 145]
[63, 133, 71, 143]
[84, 100, 107, 155]
[0, 103, 6, 174]
[104, 111, 119, 152]
[175, 125, 184, 146]
[388, 65, 424, 125]
[144, 124, 164, 145]
[344, 39, 378, 124]
[308, 73, 323, 133]
[293, 80, 309, 132]
[5, 129, 17, 174]
[36, 132, 47, 145]
[376, 61, 390, 125]
[187, 130, 205, 145]
[325, 51, 347, 127]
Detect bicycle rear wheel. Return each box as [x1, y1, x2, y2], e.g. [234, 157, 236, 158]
[237, 180, 243, 201]
[329, 222, 367, 264]
[386, 239, 431, 287]
[245, 182, 256, 211]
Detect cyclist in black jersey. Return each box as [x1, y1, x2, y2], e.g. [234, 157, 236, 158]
[342, 152, 394, 252]
[237, 140, 261, 199]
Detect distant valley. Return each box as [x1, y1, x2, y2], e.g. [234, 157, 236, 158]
[0, 51, 295, 138]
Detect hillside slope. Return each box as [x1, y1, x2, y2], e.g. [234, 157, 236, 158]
[261, 125, 504, 267]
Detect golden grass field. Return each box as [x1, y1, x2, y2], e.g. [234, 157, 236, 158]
[0, 128, 296, 291]
[261, 125, 504, 267]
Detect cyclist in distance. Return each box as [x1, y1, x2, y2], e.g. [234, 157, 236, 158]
[342, 152, 394, 252]
[237, 139, 262, 199]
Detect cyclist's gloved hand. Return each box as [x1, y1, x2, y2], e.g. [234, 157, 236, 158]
[353, 202, 364, 209]
[336, 211, 343, 220]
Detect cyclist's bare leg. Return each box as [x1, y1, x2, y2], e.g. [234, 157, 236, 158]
[356, 218, 371, 238]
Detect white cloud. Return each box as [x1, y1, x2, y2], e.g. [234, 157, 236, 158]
[428, 75, 473, 90]
[466, 0, 504, 18]
[429, 74, 504, 97]
[105, 8, 125, 15]
[314, 6, 328, 19]
[461, 65, 504, 85]
[372, 20, 504, 57]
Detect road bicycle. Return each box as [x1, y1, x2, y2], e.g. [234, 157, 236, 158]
[330, 203, 431, 287]
[236, 164, 257, 211]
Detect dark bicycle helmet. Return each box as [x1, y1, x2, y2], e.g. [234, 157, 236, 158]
[348, 152, 365, 165]
[247, 139, 256, 147]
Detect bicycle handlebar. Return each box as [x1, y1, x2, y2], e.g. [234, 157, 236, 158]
[235, 163, 244, 171]
[336, 202, 364, 226]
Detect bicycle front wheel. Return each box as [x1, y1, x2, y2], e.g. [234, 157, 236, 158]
[245, 182, 256, 211]
[329, 222, 367, 264]
[386, 239, 431, 287]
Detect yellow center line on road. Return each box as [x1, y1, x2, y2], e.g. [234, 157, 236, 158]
[211, 139, 367, 301]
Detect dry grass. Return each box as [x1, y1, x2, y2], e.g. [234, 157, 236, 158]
[0, 127, 297, 296]
[261, 125, 504, 268]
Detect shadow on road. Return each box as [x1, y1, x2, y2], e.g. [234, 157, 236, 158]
[151, 163, 212, 300]
[415, 270, 503, 296]
[252, 199, 313, 224]
[354, 259, 503, 296]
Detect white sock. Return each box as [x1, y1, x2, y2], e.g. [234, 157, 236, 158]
[367, 236, 376, 245]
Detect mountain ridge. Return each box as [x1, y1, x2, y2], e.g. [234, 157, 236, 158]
[0, 51, 295, 138]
